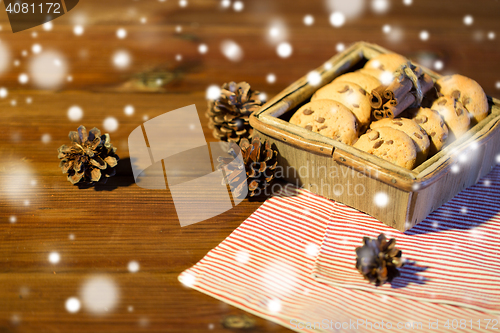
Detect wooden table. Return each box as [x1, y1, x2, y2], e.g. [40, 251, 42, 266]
[1, 0, 499, 332]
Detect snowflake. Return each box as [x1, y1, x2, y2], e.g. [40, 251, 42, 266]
[48, 252, 60, 264]
[374, 192, 389, 207]
[180, 272, 196, 287]
[198, 44, 208, 54]
[103, 117, 119, 132]
[73, 25, 84, 36]
[267, 298, 281, 313]
[330, 12, 345, 28]
[307, 71, 321, 86]
[116, 28, 127, 39]
[18, 73, 29, 84]
[303, 15, 314, 26]
[463, 15, 473, 26]
[81, 276, 120, 314]
[233, 1, 243, 11]
[221, 40, 243, 62]
[128, 261, 140, 273]
[32, 44, 42, 54]
[206, 85, 221, 100]
[371, 0, 390, 14]
[124, 105, 135, 116]
[41, 133, 51, 143]
[68, 106, 83, 121]
[276, 42, 292, 58]
[65, 297, 81, 313]
[235, 250, 250, 264]
[305, 243, 319, 257]
[113, 50, 131, 69]
[419, 30, 429, 41]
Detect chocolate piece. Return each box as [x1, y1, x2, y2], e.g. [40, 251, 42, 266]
[303, 109, 314, 115]
[305, 125, 313, 131]
[316, 117, 325, 123]
[451, 90, 461, 100]
[368, 130, 380, 141]
[415, 115, 428, 124]
[338, 85, 350, 94]
[373, 140, 384, 149]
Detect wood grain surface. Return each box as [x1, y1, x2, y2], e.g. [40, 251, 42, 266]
[1, 0, 500, 332]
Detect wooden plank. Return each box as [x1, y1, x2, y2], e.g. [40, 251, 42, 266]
[2, 1, 500, 331]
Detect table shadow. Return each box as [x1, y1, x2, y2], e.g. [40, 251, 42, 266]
[390, 260, 429, 289]
[77, 157, 135, 191]
[405, 176, 499, 235]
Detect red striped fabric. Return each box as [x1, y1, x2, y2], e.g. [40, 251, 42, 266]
[179, 169, 500, 333]
[313, 168, 500, 314]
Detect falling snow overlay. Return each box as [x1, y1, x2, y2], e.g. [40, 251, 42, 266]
[1, 0, 500, 331]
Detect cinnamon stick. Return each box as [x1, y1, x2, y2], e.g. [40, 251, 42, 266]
[412, 66, 423, 78]
[373, 110, 385, 120]
[370, 85, 388, 109]
[383, 93, 416, 118]
[384, 76, 413, 102]
[419, 73, 434, 95]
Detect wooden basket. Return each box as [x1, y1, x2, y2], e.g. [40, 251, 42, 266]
[250, 41, 500, 231]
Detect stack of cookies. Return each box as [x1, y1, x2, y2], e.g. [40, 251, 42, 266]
[289, 53, 490, 170]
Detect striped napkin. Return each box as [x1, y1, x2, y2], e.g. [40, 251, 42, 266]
[312, 167, 500, 314]
[179, 183, 495, 333]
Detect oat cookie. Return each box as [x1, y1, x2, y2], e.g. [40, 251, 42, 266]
[354, 127, 417, 169]
[311, 81, 372, 129]
[430, 96, 471, 141]
[358, 68, 387, 83]
[405, 107, 449, 155]
[370, 118, 430, 165]
[364, 53, 410, 74]
[331, 71, 381, 93]
[289, 99, 359, 145]
[436, 74, 489, 125]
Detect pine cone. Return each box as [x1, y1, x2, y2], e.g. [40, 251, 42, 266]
[355, 233, 403, 286]
[217, 136, 278, 198]
[57, 125, 119, 185]
[206, 81, 264, 144]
